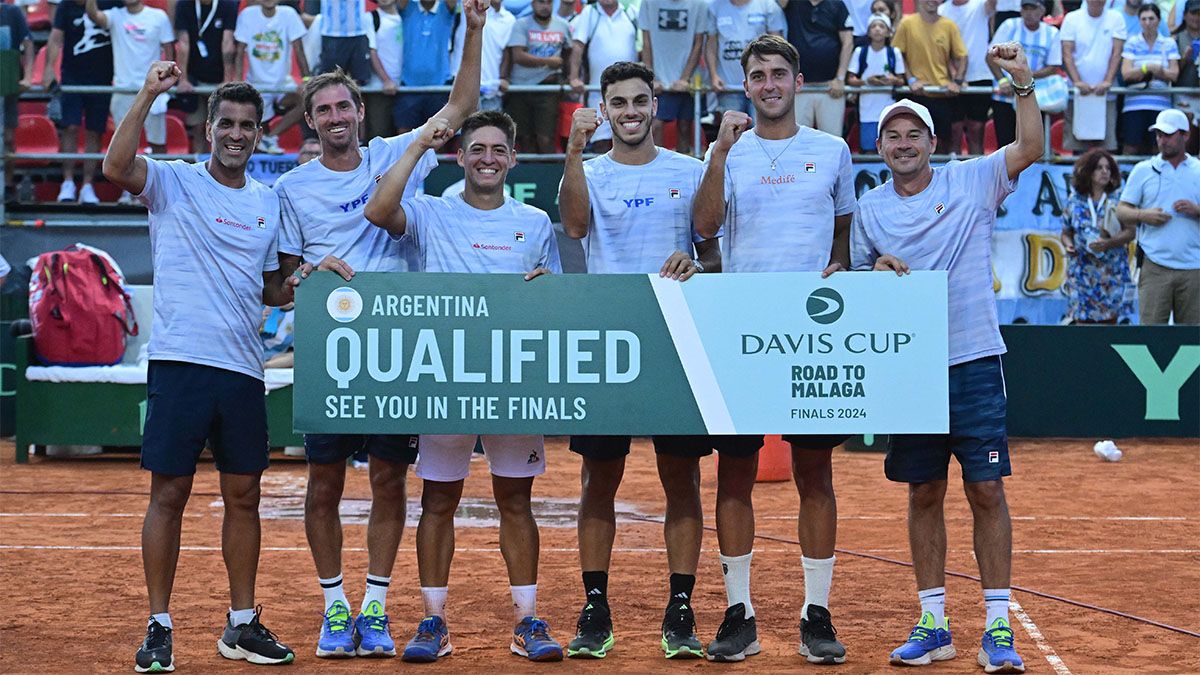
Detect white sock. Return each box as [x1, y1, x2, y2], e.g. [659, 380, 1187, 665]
[918, 587, 946, 626]
[150, 613, 173, 629]
[719, 551, 754, 618]
[984, 588, 1011, 627]
[801, 555, 836, 619]
[511, 584, 537, 622]
[229, 607, 256, 627]
[362, 574, 390, 614]
[421, 586, 448, 618]
[319, 574, 349, 612]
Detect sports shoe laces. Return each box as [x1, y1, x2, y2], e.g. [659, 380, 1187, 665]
[360, 612, 388, 632]
[145, 621, 171, 649]
[415, 617, 441, 639]
[714, 613, 747, 641]
[527, 618, 552, 641]
[664, 604, 694, 632]
[577, 604, 607, 632]
[245, 606, 281, 642]
[806, 614, 838, 641]
[908, 625, 935, 643]
[988, 625, 1015, 648]
[326, 604, 351, 632]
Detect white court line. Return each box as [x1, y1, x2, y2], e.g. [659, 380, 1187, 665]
[758, 515, 1189, 522]
[2, 544, 1197, 555]
[1011, 599, 1072, 675]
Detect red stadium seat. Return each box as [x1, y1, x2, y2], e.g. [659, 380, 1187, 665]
[847, 122, 861, 153]
[165, 115, 190, 153]
[661, 121, 678, 151]
[14, 114, 58, 166]
[984, 118, 998, 153]
[33, 180, 62, 203]
[18, 100, 48, 117]
[24, 0, 52, 31]
[144, 0, 168, 12]
[1050, 118, 1070, 156]
[557, 101, 582, 152]
[31, 45, 62, 87]
[274, 122, 302, 153]
[90, 181, 125, 203]
[101, 126, 149, 154]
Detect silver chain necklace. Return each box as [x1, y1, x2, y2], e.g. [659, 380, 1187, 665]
[753, 126, 799, 172]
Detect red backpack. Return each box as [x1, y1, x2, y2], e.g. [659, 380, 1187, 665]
[29, 245, 139, 366]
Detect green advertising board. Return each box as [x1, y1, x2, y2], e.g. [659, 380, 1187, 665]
[293, 271, 950, 435]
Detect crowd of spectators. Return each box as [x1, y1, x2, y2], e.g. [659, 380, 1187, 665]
[2, 0, 1200, 202]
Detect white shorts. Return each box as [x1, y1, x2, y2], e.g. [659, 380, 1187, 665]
[110, 93, 167, 145]
[415, 434, 546, 483]
[794, 90, 846, 136]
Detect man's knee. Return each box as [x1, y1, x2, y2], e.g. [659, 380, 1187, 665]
[150, 475, 193, 514]
[909, 481, 947, 511]
[717, 455, 757, 499]
[964, 479, 1007, 512]
[306, 465, 346, 511]
[221, 475, 261, 512]
[493, 478, 534, 519]
[369, 460, 409, 499]
[581, 458, 624, 500]
[421, 481, 463, 518]
[791, 449, 833, 496]
[657, 455, 701, 500]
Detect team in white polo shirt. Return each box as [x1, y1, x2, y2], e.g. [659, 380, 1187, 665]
[694, 34, 852, 666]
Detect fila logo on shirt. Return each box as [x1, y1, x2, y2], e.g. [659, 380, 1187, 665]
[257, 216, 266, 229]
[804, 162, 816, 173]
[514, 231, 525, 242]
[669, 188, 681, 199]
[934, 202, 946, 215]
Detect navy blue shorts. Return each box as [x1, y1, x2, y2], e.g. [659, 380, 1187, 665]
[885, 356, 1010, 484]
[141, 360, 269, 476]
[394, 89, 450, 130]
[570, 434, 763, 461]
[1121, 108, 1159, 149]
[655, 92, 694, 122]
[305, 433, 419, 465]
[782, 434, 850, 450]
[59, 93, 112, 133]
[319, 35, 372, 84]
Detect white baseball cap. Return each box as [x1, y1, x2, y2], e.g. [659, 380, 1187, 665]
[1148, 109, 1190, 134]
[867, 12, 892, 30]
[878, 99, 936, 136]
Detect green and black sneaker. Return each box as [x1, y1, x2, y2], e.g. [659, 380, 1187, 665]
[661, 601, 704, 659]
[566, 602, 615, 659]
[135, 619, 174, 673]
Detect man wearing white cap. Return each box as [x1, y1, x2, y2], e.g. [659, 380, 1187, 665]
[1116, 108, 1200, 324]
[850, 42, 1042, 674]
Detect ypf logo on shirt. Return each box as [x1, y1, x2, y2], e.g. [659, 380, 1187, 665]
[327, 287, 363, 323]
[806, 288, 844, 325]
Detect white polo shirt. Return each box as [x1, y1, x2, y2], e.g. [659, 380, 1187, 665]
[1120, 153, 1200, 270]
[707, 125, 856, 272]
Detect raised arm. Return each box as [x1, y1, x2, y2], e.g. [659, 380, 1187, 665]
[993, 43, 1043, 179]
[559, 107, 601, 238]
[435, 0, 486, 127]
[103, 61, 181, 194]
[364, 119, 455, 235]
[694, 112, 750, 238]
[85, 0, 109, 30]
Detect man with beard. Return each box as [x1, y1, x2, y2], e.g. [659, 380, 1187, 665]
[693, 34, 854, 665]
[104, 63, 303, 672]
[365, 110, 564, 663]
[556, 60, 722, 661]
[271, 0, 486, 659]
[851, 43, 1043, 673]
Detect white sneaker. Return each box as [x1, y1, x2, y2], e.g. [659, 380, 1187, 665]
[57, 180, 77, 202]
[257, 134, 284, 154]
[118, 190, 135, 205]
[79, 183, 100, 204]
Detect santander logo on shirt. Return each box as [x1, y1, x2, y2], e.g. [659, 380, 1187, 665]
[472, 242, 514, 251]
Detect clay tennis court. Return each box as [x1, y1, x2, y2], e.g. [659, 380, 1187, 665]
[1, 436, 1197, 673]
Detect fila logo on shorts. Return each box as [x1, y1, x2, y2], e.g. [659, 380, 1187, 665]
[989, 451, 1000, 464]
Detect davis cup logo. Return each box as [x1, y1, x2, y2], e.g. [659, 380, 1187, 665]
[806, 288, 844, 325]
[327, 287, 363, 323]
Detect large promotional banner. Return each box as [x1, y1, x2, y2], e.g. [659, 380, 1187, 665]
[422, 160, 1135, 326]
[293, 272, 949, 435]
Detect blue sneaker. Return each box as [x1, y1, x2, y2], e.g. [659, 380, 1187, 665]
[316, 600, 356, 658]
[978, 618, 1025, 673]
[402, 616, 452, 663]
[355, 601, 396, 657]
[511, 617, 564, 662]
[890, 611, 956, 666]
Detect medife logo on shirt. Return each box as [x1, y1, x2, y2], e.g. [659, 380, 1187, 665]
[327, 287, 364, 323]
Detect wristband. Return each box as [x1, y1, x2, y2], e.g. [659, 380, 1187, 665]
[999, 76, 1010, 84]
[1141, 63, 1149, 75]
[692, 259, 705, 274]
[907, 76, 918, 85]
